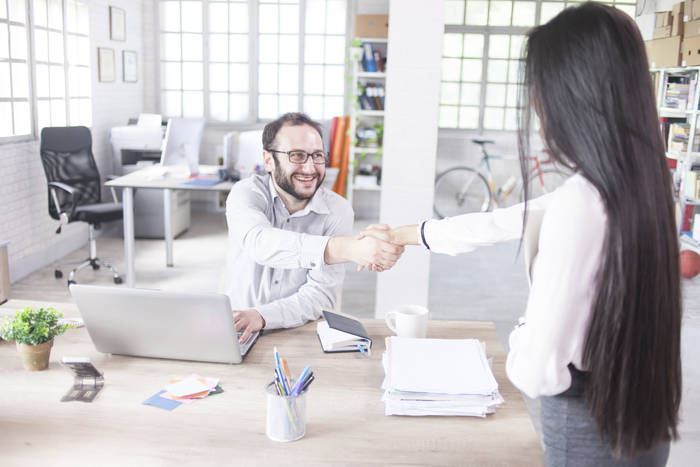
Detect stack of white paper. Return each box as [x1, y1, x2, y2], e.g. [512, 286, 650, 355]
[382, 337, 504, 417]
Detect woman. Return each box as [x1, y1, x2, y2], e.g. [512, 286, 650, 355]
[365, 3, 682, 465]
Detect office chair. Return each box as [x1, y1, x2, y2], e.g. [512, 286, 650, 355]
[39, 126, 123, 285]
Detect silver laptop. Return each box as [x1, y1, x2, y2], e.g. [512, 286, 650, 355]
[69, 284, 259, 364]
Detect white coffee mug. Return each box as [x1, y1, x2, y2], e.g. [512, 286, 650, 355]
[385, 305, 429, 338]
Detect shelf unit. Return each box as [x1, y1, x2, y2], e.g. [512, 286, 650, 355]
[346, 37, 387, 206]
[652, 66, 700, 232]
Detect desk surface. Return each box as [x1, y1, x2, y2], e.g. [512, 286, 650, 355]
[0, 300, 542, 466]
[105, 164, 234, 192]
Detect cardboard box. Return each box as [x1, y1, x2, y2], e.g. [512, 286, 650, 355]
[685, 18, 700, 37]
[684, 34, 700, 65]
[694, 0, 700, 20]
[354, 14, 388, 38]
[672, 2, 684, 35]
[654, 25, 672, 38]
[657, 11, 672, 26]
[646, 36, 682, 67]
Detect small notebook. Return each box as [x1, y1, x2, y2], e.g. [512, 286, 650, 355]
[317, 310, 372, 353]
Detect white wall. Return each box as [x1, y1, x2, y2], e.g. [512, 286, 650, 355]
[0, 0, 148, 283]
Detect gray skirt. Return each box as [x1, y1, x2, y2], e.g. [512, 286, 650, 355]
[541, 365, 670, 467]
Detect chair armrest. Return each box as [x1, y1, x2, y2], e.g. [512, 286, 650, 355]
[48, 181, 80, 220]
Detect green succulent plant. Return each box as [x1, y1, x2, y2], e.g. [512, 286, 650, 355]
[0, 307, 73, 346]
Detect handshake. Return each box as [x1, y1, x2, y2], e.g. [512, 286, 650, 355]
[324, 224, 417, 273]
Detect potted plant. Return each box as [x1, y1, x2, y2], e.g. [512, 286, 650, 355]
[0, 307, 73, 371]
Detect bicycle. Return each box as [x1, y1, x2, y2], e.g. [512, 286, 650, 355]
[433, 138, 570, 218]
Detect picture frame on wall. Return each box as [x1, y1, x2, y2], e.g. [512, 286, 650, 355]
[109, 6, 126, 41]
[123, 50, 137, 83]
[98, 48, 115, 82]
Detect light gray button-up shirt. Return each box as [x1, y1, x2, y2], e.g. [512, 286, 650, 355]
[224, 174, 354, 329]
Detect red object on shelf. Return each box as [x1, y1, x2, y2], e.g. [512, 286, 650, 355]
[681, 205, 695, 232]
[680, 250, 700, 278]
[667, 157, 677, 170]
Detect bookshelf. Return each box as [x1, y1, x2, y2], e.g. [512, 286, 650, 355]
[652, 66, 700, 234]
[346, 37, 387, 206]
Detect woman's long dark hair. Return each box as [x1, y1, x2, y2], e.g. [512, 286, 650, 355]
[518, 3, 682, 458]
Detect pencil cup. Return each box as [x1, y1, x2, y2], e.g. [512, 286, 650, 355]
[265, 381, 306, 442]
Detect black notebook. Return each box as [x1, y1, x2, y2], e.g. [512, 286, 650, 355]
[317, 310, 372, 353]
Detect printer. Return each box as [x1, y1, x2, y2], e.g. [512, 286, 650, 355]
[110, 114, 191, 239]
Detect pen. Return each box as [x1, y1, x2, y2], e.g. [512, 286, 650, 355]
[300, 375, 315, 393]
[280, 357, 292, 391]
[274, 347, 290, 395]
[291, 365, 311, 396]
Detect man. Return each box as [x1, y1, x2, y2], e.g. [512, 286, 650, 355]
[226, 113, 403, 342]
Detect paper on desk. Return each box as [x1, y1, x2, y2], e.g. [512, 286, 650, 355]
[143, 390, 182, 411]
[164, 374, 219, 397]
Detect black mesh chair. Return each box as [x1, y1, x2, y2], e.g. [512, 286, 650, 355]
[39, 126, 123, 285]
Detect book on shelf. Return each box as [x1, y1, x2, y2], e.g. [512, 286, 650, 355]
[362, 42, 377, 72]
[668, 122, 700, 153]
[357, 83, 385, 111]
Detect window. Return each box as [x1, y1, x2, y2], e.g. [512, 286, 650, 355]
[440, 0, 637, 130]
[158, 0, 348, 123]
[0, 0, 31, 138]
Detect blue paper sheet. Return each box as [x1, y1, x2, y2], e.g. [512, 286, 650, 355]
[180, 178, 222, 187]
[142, 390, 182, 411]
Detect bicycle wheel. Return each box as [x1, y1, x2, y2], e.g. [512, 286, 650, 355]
[434, 167, 491, 218]
[521, 168, 570, 201]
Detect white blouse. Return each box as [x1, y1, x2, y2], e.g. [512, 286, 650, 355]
[422, 174, 607, 398]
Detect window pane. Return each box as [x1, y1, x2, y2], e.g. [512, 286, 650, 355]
[259, 34, 279, 63]
[488, 35, 509, 59]
[209, 34, 228, 62]
[182, 91, 203, 117]
[305, 0, 325, 34]
[9, 0, 26, 24]
[512, 2, 536, 27]
[443, 33, 462, 58]
[460, 83, 480, 106]
[504, 108, 517, 131]
[66, 0, 77, 31]
[259, 4, 278, 34]
[444, 0, 465, 25]
[617, 5, 635, 18]
[508, 60, 521, 83]
[540, 2, 564, 24]
[0, 102, 12, 136]
[439, 105, 458, 128]
[488, 1, 512, 26]
[161, 62, 181, 89]
[304, 36, 324, 64]
[230, 34, 247, 62]
[279, 94, 297, 114]
[34, 0, 47, 27]
[510, 35, 524, 59]
[259, 94, 278, 119]
[462, 34, 484, 58]
[35, 64, 49, 97]
[486, 83, 506, 106]
[279, 64, 298, 94]
[466, 1, 488, 26]
[487, 59, 508, 82]
[0, 24, 7, 59]
[506, 84, 519, 107]
[304, 64, 323, 94]
[49, 64, 64, 97]
[324, 96, 343, 119]
[48, 0, 62, 29]
[182, 33, 202, 61]
[160, 1, 180, 31]
[210, 92, 228, 121]
[458, 106, 479, 129]
[279, 4, 299, 33]
[35, 29, 48, 62]
[304, 95, 323, 118]
[12, 62, 28, 97]
[48, 31, 63, 62]
[229, 63, 248, 92]
[162, 90, 182, 116]
[441, 58, 461, 81]
[0, 0, 5, 19]
[484, 107, 504, 129]
[161, 33, 181, 61]
[13, 101, 30, 135]
[461, 59, 482, 82]
[10, 26, 26, 60]
[37, 100, 51, 131]
[76, 2, 89, 32]
[210, 63, 228, 91]
[51, 99, 66, 126]
[441, 82, 459, 105]
[0, 63, 9, 97]
[279, 34, 298, 64]
[326, 0, 346, 34]
[259, 64, 278, 93]
[209, 4, 228, 33]
[181, 1, 202, 32]
[230, 3, 248, 33]
[324, 35, 345, 64]
[182, 62, 203, 89]
[324, 65, 344, 95]
[229, 93, 249, 120]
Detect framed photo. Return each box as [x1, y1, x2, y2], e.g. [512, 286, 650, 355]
[122, 50, 137, 82]
[98, 48, 115, 82]
[109, 6, 126, 41]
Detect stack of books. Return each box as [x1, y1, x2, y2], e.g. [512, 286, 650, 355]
[381, 337, 503, 417]
[668, 123, 700, 153]
[665, 82, 691, 109]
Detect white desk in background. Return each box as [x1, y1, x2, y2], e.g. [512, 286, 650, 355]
[105, 165, 234, 287]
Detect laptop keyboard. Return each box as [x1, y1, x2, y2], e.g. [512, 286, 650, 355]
[236, 330, 258, 356]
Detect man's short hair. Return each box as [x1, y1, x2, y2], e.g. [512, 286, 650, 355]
[262, 112, 323, 151]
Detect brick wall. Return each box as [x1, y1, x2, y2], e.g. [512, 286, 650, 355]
[0, 0, 149, 283]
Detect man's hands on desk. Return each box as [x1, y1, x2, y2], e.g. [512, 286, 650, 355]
[234, 309, 264, 344]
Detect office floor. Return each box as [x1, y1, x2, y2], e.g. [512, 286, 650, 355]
[9, 210, 700, 466]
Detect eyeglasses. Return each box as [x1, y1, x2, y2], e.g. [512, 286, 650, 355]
[267, 149, 328, 165]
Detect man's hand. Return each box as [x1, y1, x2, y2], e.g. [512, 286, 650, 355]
[233, 309, 265, 344]
[324, 234, 404, 271]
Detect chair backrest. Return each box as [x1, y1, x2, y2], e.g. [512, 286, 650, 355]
[40, 126, 102, 220]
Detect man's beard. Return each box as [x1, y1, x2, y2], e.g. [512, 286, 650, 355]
[273, 165, 325, 201]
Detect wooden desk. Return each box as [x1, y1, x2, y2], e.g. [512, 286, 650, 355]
[0, 300, 543, 466]
[105, 165, 234, 287]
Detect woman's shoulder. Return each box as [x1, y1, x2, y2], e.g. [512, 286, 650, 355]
[546, 173, 607, 226]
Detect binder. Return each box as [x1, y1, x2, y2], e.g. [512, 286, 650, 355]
[362, 42, 377, 72]
[317, 310, 372, 353]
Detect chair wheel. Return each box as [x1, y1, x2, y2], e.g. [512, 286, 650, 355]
[114, 276, 123, 284]
[55, 270, 63, 279]
[91, 263, 100, 270]
[67, 280, 76, 287]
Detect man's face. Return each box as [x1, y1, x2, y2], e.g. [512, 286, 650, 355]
[264, 124, 326, 201]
